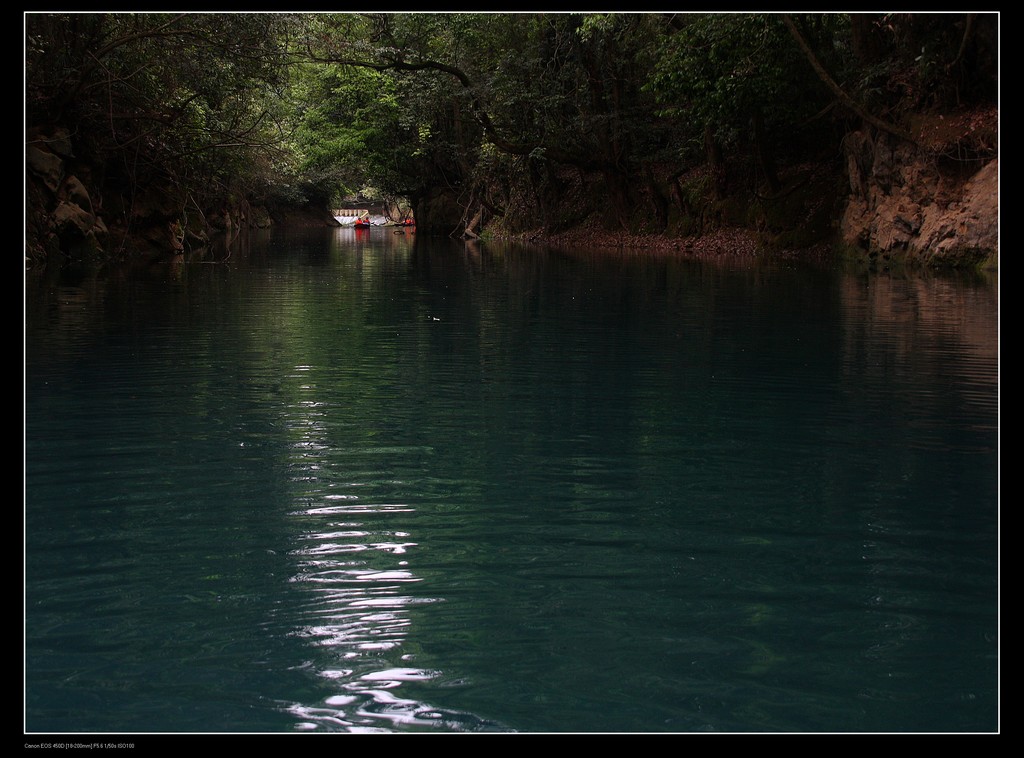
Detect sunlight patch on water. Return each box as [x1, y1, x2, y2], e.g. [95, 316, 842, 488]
[285, 670, 509, 733]
[300, 502, 417, 515]
[278, 452, 475, 732]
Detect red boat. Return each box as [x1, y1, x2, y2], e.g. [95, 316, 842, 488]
[353, 219, 371, 229]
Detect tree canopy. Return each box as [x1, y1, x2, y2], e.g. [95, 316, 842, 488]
[25, 11, 998, 255]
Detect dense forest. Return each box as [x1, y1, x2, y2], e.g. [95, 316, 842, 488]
[25, 12, 999, 268]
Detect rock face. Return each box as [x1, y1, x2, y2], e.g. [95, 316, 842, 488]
[26, 126, 185, 263]
[840, 129, 997, 267]
[26, 128, 109, 261]
[410, 186, 468, 236]
[25, 125, 338, 266]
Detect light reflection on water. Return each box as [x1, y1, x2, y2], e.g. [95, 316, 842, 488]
[282, 492, 501, 732]
[282, 372, 411, 728]
[278, 373, 508, 732]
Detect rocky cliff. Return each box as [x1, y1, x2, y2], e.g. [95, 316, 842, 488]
[25, 126, 336, 268]
[840, 116, 998, 268]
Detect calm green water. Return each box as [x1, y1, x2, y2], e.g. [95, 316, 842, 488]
[25, 227, 999, 733]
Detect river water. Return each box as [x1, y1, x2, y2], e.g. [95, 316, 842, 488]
[24, 226, 999, 734]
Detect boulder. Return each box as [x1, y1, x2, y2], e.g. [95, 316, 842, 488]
[26, 146, 63, 193]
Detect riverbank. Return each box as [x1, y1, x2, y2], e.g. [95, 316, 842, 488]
[496, 223, 836, 263]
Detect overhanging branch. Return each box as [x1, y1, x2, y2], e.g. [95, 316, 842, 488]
[302, 41, 619, 174]
[782, 14, 915, 144]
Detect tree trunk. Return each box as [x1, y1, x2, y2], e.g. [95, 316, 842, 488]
[463, 205, 483, 239]
[849, 13, 883, 64]
[704, 123, 726, 200]
[643, 163, 669, 231]
[752, 109, 781, 194]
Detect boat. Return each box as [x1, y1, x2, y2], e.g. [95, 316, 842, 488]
[353, 219, 371, 229]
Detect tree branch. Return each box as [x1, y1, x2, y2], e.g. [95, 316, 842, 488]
[302, 42, 620, 173]
[782, 14, 914, 144]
